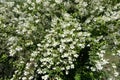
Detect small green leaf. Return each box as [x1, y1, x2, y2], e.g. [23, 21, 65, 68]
[74, 73, 81, 80]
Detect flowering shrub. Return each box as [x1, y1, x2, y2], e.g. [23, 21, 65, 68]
[0, 0, 120, 80]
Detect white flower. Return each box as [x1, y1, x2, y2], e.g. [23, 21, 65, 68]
[20, 61, 24, 64]
[77, 32, 82, 36]
[60, 44, 65, 49]
[53, 67, 56, 70]
[83, 2, 88, 7]
[66, 66, 70, 70]
[61, 34, 66, 38]
[74, 54, 79, 58]
[91, 67, 96, 71]
[87, 44, 90, 47]
[25, 41, 33, 46]
[61, 39, 65, 43]
[53, 41, 59, 47]
[27, 0, 32, 4]
[15, 70, 18, 74]
[22, 77, 27, 80]
[62, 53, 68, 58]
[75, 0, 79, 3]
[10, 78, 14, 80]
[15, 46, 23, 51]
[61, 67, 65, 70]
[43, 1, 50, 7]
[71, 64, 74, 69]
[7, 2, 14, 7]
[9, 50, 16, 56]
[83, 32, 90, 36]
[30, 58, 34, 61]
[95, 62, 103, 70]
[37, 69, 42, 74]
[100, 50, 105, 54]
[78, 44, 85, 48]
[52, 54, 58, 57]
[43, 62, 47, 65]
[114, 71, 119, 77]
[24, 71, 29, 76]
[31, 51, 38, 57]
[102, 59, 109, 65]
[65, 38, 73, 42]
[65, 71, 69, 75]
[117, 50, 120, 56]
[22, 28, 27, 33]
[102, 16, 110, 21]
[37, 43, 41, 47]
[42, 75, 49, 80]
[35, 19, 40, 23]
[34, 63, 38, 67]
[26, 63, 31, 69]
[36, 0, 41, 3]
[55, 0, 62, 4]
[69, 30, 73, 34]
[46, 51, 51, 55]
[29, 76, 33, 80]
[64, 30, 70, 34]
[8, 37, 17, 42]
[112, 64, 117, 69]
[70, 44, 75, 49]
[97, 52, 103, 58]
[85, 19, 91, 23]
[63, 13, 70, 20]
[108, 77, 113, 80]
[45, 43, 49, 47]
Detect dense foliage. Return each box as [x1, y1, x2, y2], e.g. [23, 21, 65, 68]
[0, 0, 120, 80]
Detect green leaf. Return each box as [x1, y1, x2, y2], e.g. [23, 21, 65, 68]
[74, 73, 81, 80]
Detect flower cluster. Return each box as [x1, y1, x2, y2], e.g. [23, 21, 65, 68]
[35, 14, 90, 79]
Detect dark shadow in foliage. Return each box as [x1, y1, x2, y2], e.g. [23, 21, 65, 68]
[61, 45, 91, 80]
[36, 73, 43, 80]
[61, 45, 104, 80]
[0, 56, 15, 79]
